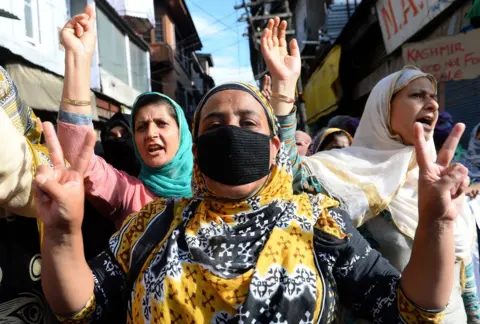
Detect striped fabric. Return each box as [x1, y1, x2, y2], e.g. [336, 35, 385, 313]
[276, 110, 303, 190]
[0, 66, 41, 143]
[462, 261, 480, 322]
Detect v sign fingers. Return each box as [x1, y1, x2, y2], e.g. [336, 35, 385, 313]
[72, 128, 96, 176]
[42, 122, 65, 170]
[34, 126, 86, 232]
[417, 122, 468, 225]
[414, 122, 431, 173]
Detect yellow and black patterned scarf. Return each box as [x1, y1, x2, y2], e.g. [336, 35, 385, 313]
[0, 66, 56, 242]
[113, 83, 345, 323]
[0, 66, 53, 170]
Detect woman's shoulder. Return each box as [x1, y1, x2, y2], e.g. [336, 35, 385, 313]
[109, 198, 181, 272]
[307, 194, 348, 240]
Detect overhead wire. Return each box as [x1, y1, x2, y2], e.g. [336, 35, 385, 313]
[174, 9, 238, 47]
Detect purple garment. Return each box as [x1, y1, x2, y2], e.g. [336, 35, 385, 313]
[327, 115, 360, 137]
[433, 111, 454, 152]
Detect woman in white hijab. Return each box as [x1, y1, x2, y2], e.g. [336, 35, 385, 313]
[261, 18, 480, 323]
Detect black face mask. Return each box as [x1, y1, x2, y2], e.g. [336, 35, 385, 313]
[196, 125, 272, 186]
[102, 137, 140, 177]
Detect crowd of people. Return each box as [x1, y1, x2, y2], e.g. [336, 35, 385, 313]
[1, 4, 480, 323]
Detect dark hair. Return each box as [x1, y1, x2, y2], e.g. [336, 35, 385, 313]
[132, 95, 178, 130]
[318, 131, 350, 152]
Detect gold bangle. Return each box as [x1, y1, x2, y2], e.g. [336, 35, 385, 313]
[62, 98, 91, 106]
[271, 93, 295, 104]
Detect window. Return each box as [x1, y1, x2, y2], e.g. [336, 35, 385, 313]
[175, 29, 190, 73]
[130, 41, 149, 92]
[96, 7, 129, 84]
[143, 17, 164, 44]
[24, 0, 40, 43]
[155, 18, 164, 42]
[188, 94, 194, 115]
[66, 0, 87, 18]
[175, 82, 187, 111]
[65, 0, 70, 17]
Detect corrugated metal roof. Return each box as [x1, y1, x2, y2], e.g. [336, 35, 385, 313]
[323, 3, 358, 43]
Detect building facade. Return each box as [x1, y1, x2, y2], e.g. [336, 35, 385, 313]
[258, 0, 480, 144]
[145, 0, 215, 125]
[334, 0, 479, 145]
[0, 0, 151, 130]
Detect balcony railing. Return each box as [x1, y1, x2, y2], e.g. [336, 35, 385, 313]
[150, 42, 174, 68]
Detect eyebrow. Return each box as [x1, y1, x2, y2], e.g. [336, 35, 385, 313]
[201, 109, 262, 122]
[411, 88, 436, 95]
[135, 117, 167, 127]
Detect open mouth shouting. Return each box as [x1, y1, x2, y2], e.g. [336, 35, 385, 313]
[147, 143, 164, 156]
[416, 115, 435, 131]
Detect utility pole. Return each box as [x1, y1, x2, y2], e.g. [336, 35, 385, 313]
[235, 0, 309, 132]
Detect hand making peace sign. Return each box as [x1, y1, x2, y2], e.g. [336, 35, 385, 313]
[415, 122, 470, 224]
[33, 122, 96, 233]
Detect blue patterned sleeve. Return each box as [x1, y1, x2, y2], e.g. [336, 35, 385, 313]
[277, 111, 323, 195]
[276, 111, 302, 185]
[58, 109, 93, 126]
[316, 207, 445, 323]
[462, 260, 480, 323]
[55, 250, 126, 323]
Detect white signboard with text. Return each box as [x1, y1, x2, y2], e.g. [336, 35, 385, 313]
[376, 0, 454, 54]
[403, 28, 480, 82]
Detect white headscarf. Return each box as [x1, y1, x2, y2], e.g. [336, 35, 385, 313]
[303, 66, 475, 260]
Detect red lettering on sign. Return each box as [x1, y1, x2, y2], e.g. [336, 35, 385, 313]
[465, 52, 480, 66]
[455, 42, 465, 52]
[422, 64, 441, 73]
[430, 47, 439, 57]
[438, 69, 464, 81]
[407, 48, 418, 62]
[421, 48, 429, 59]
[407, 42, 468, 64]
[402, 0, 420, 25]
[445, 57, 460, 68]
[380, 0, 398, 40]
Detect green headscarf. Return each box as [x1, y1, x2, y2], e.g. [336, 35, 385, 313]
[466, 0, 480, 19]
[131, 92, 193, 198]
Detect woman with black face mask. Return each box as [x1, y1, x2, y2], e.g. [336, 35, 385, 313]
[100, 112, 140, 177]
[35, 81, 465, 323]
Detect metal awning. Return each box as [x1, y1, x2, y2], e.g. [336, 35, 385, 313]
[6, 63, 99, 121]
